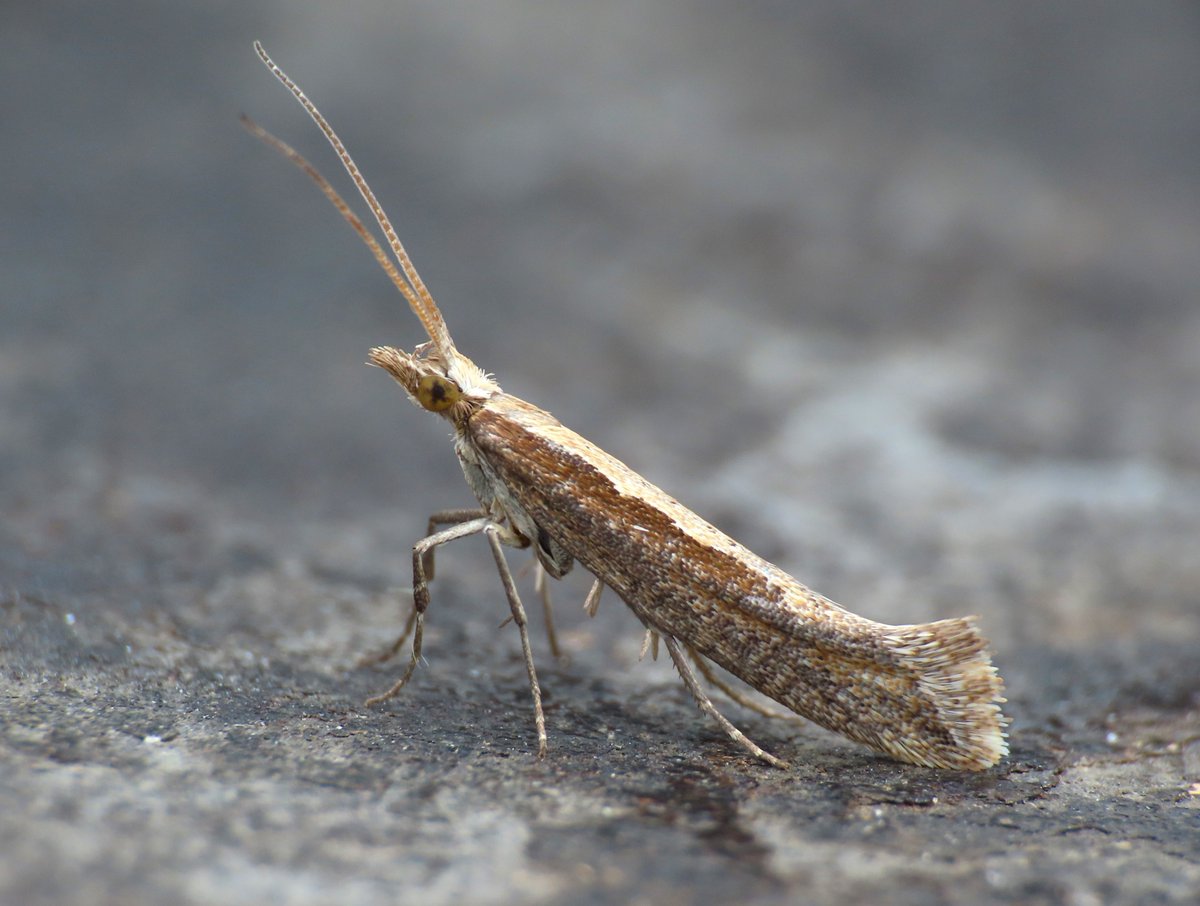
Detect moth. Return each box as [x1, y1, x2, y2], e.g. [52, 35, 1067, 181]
[248, 42, 1007, 770]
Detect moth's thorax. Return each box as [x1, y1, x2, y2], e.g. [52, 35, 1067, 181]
[452, 393, 574, 578]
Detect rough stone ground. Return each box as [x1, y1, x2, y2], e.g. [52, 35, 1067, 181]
[3, 3, 1198, 905]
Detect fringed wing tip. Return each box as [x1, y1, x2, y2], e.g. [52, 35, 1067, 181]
[886, 617, 1009, 771]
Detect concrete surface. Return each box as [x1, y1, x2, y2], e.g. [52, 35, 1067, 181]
[2, 3, 1198, 904]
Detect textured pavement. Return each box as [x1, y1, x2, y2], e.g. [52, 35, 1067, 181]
[3, 4, 1199, 904]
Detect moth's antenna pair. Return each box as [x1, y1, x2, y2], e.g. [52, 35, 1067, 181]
[244, 41, 455, 360]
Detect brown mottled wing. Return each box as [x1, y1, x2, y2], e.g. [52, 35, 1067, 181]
[466, 393, 1006, 770]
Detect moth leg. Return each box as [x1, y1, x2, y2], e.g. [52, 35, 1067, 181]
[582, 578, 603, 617]
[357, 605, 417, 668]
[638, 627, 661, 661]
[422, 507, 488, 580]
[532, 560, 565, 662]
[359, 507, 486, 667]
[485, 525, 548, 758]
[686, 645, 802, 723]
[662, 635, 789, 769]
[365, 516, 492, 707]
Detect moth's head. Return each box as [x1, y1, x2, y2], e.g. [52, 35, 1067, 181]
[368, 344, 499, 423]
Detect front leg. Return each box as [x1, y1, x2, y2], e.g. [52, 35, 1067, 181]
[422, 507, 487, 579]
[363, 514, 549, 759]
[364, 515, 492, 706]
[359, 507, 487, 669]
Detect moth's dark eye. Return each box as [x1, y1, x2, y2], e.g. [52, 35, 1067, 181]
[416, 375, 462, 412]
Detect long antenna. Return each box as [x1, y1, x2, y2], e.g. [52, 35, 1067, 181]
[239, 115, 421, 315]
[251, 41, 455, 359]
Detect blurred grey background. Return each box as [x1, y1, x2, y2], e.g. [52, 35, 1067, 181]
[3, 3, 1199, 905]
